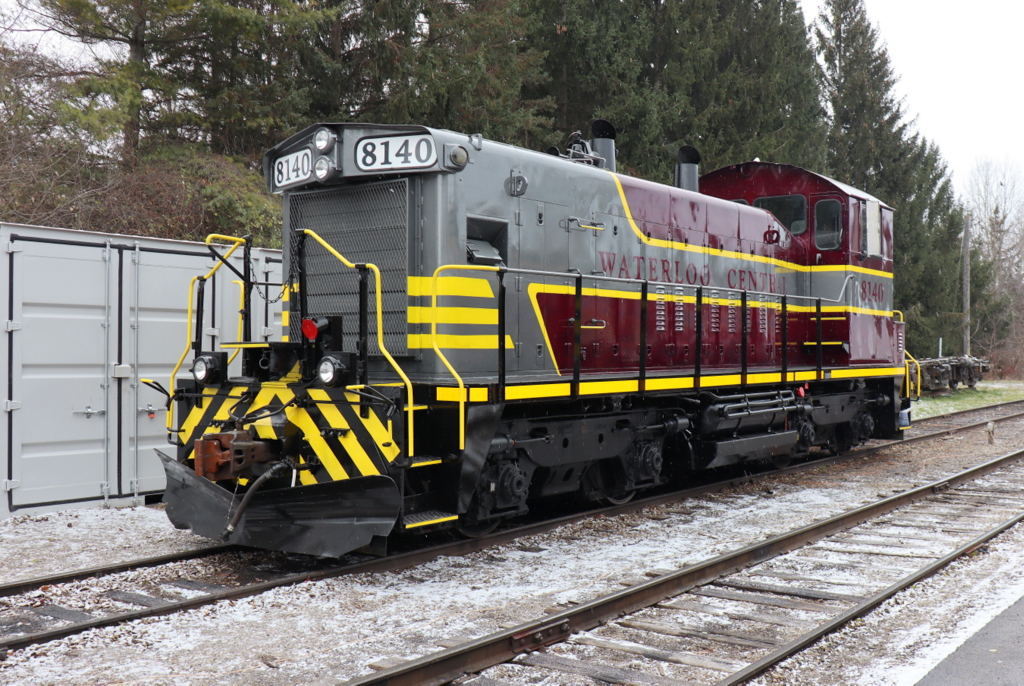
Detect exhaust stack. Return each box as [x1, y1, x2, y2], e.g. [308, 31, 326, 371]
[674, 145, 701, 192]
[590, 120, 616, 172]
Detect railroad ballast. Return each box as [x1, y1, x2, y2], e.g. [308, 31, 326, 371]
[156, 120, 914, 557]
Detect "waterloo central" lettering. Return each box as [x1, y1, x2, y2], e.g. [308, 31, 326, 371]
[598, 251, 786, 293]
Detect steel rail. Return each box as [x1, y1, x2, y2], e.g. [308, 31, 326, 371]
[343, 447, 1024, 686]
[0, 544, 240, 599]
[3, 399, 1021, 655]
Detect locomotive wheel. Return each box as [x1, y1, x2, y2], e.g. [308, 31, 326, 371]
[772, 455, 793, 469]
[603, 491, 636, 506]
[456, 517, 500, 538]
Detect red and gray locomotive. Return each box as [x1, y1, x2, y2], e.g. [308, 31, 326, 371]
[159, 121, 912, 557]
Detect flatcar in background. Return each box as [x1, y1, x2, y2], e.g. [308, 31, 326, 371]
[153, 121, 914, 557]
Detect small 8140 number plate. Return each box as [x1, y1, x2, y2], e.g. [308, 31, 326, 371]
[274, 148, 312, 190]
[355, 134, 437, 173]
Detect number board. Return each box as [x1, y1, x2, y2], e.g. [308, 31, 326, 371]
[355, 134, 437, 173]
[274, 148, 313, 191]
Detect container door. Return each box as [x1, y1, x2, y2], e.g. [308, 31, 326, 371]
[6, 238, 116, 508]
[121, 245, 285, 500]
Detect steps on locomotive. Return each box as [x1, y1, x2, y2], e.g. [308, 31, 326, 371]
[401, 510, 458, 529]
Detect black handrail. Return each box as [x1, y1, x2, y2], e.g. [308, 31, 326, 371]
[695, 286, 703, 390]
[781, 295, 789, 382]
[816, 297, 823, 379]
[358, 266, 370, 417]
[497, 271, 506, 402]
[741, 290, 748, 388]
[572, 273, 583, 398]
[639, 280, 649, 394]
[193, 278, 206, 354]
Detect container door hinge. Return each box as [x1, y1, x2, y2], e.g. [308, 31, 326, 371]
[4, 321, 21, 332]
[111, 363, 132, 378]
[5, 242, 23, 253]
[3, 480, 19, 492]
[4, 400, 21, 411]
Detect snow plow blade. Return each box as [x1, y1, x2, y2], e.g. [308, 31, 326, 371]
[158, 450, 401, 558]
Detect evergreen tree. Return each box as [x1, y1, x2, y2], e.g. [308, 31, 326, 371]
[691, 0, 827, 172]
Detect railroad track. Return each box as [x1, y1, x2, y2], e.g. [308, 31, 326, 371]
[348, 448, 1024, 685]
[2, 398, 1022, 659]
[904, 398, 1024, 438]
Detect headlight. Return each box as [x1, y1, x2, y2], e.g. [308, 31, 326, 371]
[448, 145, 469, 167]
[191, 355, 220, 385]
[317, 355, 346, 387]
[313, 127, 335, 152]
[314, 155, 335, 180]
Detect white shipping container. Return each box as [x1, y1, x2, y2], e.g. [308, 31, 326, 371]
[0, 223, 283, 517]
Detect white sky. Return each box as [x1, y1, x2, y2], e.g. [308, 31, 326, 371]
[800, 0, 1024, 194]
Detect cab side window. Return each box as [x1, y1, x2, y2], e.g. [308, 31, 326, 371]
[754, 194, 806, 235]
[814, 199, 843, 250]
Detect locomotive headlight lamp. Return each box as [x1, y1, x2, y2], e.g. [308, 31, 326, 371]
[314, 155, 335, 181]
[317, 355, 347, 387]
[448, 145, 469, 168]
[312, 127, 336, 152]
[191, 354, 221, 385]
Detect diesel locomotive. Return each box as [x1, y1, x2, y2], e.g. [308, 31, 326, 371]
[157, 121, 913, 557]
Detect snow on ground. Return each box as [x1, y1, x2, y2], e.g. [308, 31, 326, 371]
[0, 505, 216, 585]
[2, 419, 1024, 684]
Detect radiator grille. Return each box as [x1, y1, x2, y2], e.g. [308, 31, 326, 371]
[287, 179, 410, 355]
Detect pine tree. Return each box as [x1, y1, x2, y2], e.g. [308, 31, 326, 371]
[691, 0, 827, 172]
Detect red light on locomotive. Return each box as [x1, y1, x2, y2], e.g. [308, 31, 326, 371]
[301, 318, 319, 340]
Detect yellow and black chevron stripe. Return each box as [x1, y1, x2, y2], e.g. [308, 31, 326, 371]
[176, 383, 401, 485]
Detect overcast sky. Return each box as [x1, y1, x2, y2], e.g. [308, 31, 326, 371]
[800, 0, 1023, 194]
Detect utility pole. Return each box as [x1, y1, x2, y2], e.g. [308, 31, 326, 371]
[963, 217, 971, 356]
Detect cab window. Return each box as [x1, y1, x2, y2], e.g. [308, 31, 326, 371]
[754, 195, 806, 235]
[814, 199, 843, 250]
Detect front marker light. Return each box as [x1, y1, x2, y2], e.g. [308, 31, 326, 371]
[313, 127, 335, 152]
[317, 355, 347, 387]
[314, 155, 335, 181]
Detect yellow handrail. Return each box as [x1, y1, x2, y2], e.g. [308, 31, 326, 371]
[167, 235, 248, 433]
[892, 310, 904, 322]
[904, 349, 922, 400]
[301, 229, 417, 455]
[430, 263, 502, 450]
[227, 280, 246, 366]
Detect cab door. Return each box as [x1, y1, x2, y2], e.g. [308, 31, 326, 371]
[809, 194, 850, 368]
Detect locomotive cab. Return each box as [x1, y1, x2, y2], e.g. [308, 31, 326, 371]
[700, 163, 904, 370]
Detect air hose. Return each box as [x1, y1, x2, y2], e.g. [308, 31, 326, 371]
[221, 461, 292, 539]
